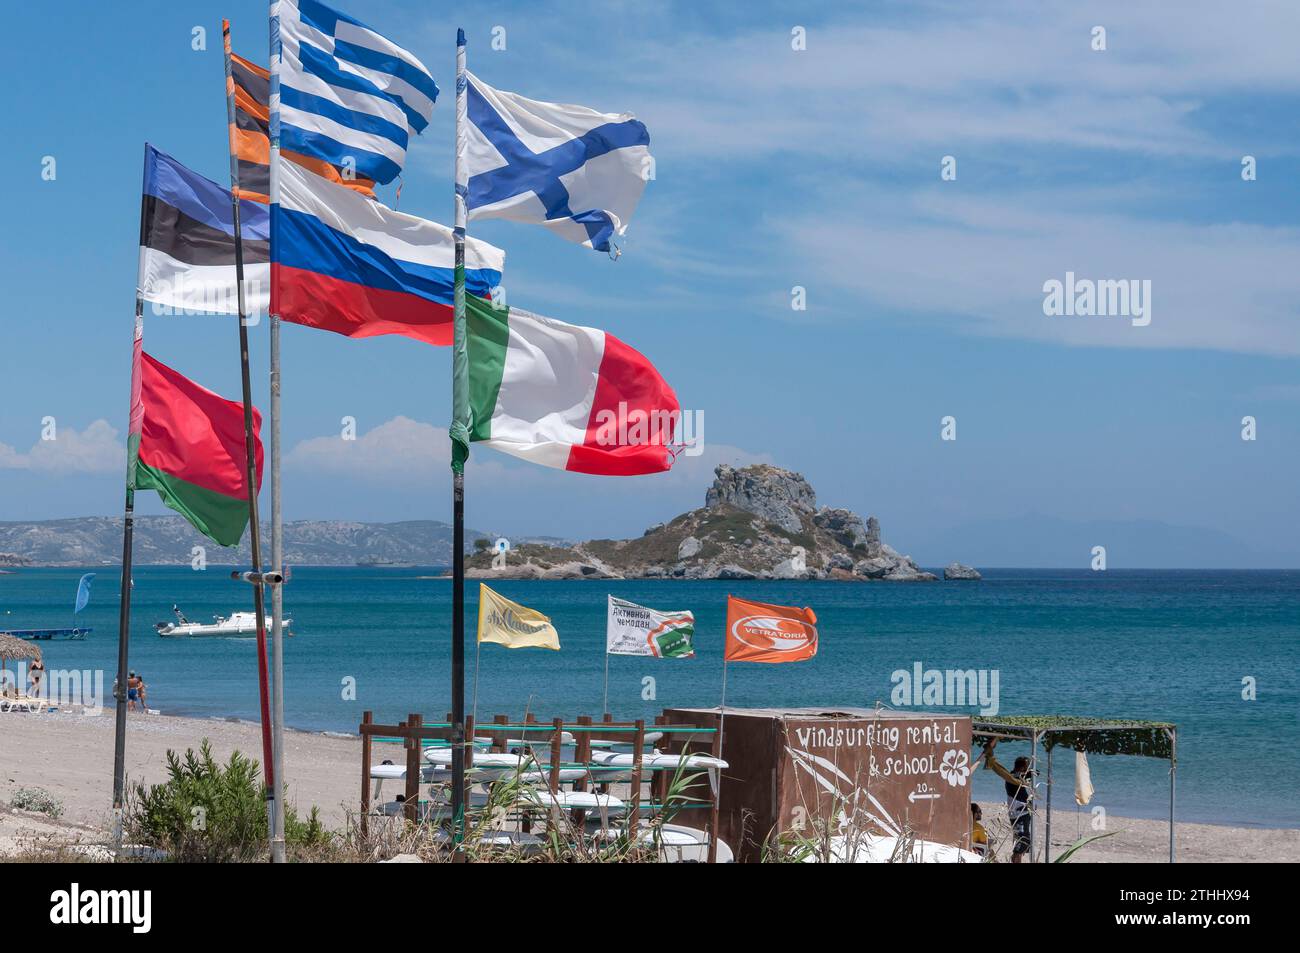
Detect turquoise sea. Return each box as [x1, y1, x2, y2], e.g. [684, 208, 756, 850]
[3, 566, 1297, 828]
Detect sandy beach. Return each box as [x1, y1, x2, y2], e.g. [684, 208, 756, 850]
[2, 708, 1295, 862]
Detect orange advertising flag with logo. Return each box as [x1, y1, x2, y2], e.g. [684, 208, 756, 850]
[724, 595, 818, 663]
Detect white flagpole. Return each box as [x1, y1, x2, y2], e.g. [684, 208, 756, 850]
[449, 25, 470, 845]
[266, 0, 287, 863]
[602, 650, 611, 717]
[602, 594, 613, 714]
[709, 657, 729, 866]
[718, 658, 729, 752]
[471, 638, 482, 727]
[718, 598, 731, 760]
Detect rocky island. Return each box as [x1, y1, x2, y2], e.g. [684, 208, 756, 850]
[467, 463, 958, 581]
[943, 562, 983, 580]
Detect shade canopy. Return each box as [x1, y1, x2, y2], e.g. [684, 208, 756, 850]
[0, 633, 42, 663]
[973, 715, 1175, 759]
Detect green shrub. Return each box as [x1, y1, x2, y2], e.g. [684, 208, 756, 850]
[10, 787, 64, 819]
[125, 740, 328, 862]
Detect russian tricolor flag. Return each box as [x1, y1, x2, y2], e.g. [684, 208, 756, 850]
[271, 158, 504, 347]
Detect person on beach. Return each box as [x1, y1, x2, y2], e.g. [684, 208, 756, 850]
[137, 673, 149, 713]
[127, 671, 141, 712]
[983, 739, 1034, 863]
[28, 658, 44, 697]
[970, 802, 988, 858]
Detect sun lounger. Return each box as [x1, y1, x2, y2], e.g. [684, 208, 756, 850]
[0, 694, 53, 713]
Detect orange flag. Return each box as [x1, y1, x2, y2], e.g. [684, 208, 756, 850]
[724, 595, 818, 663]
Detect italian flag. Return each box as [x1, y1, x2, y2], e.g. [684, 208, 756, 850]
[465, 294, 680, 476]
[128, 347, 263, 547]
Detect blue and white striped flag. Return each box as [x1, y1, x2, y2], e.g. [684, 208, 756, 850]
[464, 72, 652, 253]
[272, 0, 438, 185]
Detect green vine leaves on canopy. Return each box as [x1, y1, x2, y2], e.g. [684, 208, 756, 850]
[973, 716, 1175, 760]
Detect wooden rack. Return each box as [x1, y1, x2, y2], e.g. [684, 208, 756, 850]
[359, 710, 723, 861]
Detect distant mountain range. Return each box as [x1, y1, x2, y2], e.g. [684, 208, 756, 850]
[2, 511, 1292, 570]
[0, 517, 571, 568]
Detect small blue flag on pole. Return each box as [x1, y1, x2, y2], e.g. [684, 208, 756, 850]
[74, 573, 95, 614]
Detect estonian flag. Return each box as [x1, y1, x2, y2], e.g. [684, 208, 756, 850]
[138, 144, 269, 319]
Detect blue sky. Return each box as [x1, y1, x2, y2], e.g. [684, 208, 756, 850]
[1, 0, 1298, 566]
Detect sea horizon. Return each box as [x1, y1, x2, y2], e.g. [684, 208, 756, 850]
[10, 563, 1300, 571]
[5, 565, 1297, 830]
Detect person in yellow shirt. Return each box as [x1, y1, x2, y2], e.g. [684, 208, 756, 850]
[970, 803, 989, 859]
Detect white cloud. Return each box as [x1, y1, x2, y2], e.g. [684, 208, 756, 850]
[286, 415, 767, 488]
[785, 188, 1300, 355]
[410, 1, 1300, 357]
[626, 0, 1300, 162]
[0, 420, 123, 474]
[286, 415, 510, 483]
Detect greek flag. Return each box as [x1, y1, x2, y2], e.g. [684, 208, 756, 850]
[273, 0, 438, 185]
[464, 71, 652, 253]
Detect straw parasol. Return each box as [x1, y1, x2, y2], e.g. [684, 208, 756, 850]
[0, 633, 40, 663]
[0, 633, 40, 697]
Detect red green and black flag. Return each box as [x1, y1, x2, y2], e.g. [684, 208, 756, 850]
[128, 347, 262, 547]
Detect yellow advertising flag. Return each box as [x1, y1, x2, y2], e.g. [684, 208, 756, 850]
[477, 584, 561, 650]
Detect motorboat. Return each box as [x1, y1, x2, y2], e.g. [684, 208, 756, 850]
[155, 605, 292, 638]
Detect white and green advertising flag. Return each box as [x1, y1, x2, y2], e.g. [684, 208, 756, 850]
[606, 595, 695, 658]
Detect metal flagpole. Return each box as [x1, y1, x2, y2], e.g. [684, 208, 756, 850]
[111, 445, 134, 829]
[1029, 730, 1040, 862]
[449, 26, 470, 847]
[602, 650, 610, 717]
[1044, 743, 1053, 863]
[267, 1, 289, 862]
[717, 660, 729, 756]
[717, 598, 732, 755]
[471, 638, 482, 727]
[1168, 727, 1177, 863]
[224, 18, 283, 863]
[112, 222, 148, 841]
